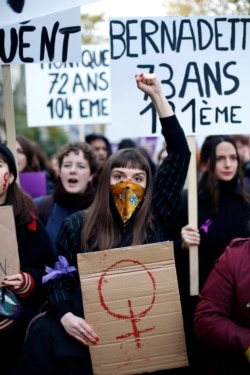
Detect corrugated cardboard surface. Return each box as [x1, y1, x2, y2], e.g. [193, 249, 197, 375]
[0, 205, 19, 278]
[77, 241, 188, 375]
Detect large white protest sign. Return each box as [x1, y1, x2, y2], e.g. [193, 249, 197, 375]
[0, 0, 97, 25]
[25, 45, 111, 126]
[1, 1, 96, 168]
[107, 16, 250, 140]
[0, 7, 82, 65]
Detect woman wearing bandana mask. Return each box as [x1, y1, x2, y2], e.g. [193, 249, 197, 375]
[16, 73, 191, 375]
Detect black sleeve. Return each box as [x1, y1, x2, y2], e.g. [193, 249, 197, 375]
[160, 115, 190, 154]
[152, 115, 191, 238]
[16, 219, 56, 310]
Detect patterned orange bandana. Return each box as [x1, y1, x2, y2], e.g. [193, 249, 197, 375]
[110, 180, 145, 224]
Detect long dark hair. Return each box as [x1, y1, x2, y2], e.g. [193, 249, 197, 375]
[5, 184, 38, 223]
[198, 135, 250, 213]
[81, 148, 153, 251]
[16, 135, 40, 172]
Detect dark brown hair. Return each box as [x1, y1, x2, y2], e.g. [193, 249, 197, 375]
[16, 135, 40, 172]
[56, 141, 98, 175]
[33, 142, 57, 181]
[5, 183, 38, 223]
[231, 134, 250, 146]
[81, 148, 153, 251]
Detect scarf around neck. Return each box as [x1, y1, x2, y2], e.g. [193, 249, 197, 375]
[54, 179, 95, 209]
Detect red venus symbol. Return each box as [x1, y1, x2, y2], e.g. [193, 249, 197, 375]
[98, 259, 156, 348]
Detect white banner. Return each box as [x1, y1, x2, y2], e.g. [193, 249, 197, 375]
[108, 16, 250, 139]
[25, 45, 111, 126]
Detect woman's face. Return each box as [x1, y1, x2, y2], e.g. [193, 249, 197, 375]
[16, 140, 27, 172]
[110, 167, 147, 188]
[89, 139, 108, 168]
[215, 141, 238, 181]
[0, 157, 14, 204]
[59, 150, 93, 194]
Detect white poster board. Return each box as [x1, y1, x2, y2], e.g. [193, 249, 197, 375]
[0, 8, 82, 65]
[107, 16, 250, 140]
[25, 45, 111, 126]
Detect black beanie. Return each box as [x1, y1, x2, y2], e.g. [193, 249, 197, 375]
[0, 143, 18, 181]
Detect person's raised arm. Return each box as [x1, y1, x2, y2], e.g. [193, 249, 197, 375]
[135, 73, 173, 118]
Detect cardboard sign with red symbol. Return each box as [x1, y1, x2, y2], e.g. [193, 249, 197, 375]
[77, 241, 188, 375]
[0, 206, 19, 279]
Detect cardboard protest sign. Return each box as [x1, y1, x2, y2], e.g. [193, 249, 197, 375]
[77, 241, 188, 375]
[0, 206, 19, 278]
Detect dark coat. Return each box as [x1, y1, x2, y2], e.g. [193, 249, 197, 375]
[177, 176, 250, 373]
[180, 177, 250, 290]
[194, 237, 250, 374]
[1, 217, 55, 375]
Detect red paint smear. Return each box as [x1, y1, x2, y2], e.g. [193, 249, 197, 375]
[2, 172, 8, 190]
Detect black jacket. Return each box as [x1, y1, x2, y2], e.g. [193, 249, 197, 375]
[179, 176, 250, 290]
[1, 216, 55, 375]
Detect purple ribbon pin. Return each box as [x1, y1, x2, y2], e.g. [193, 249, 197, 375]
[200, 219, 212, 233]
[42, 255, 77, 284]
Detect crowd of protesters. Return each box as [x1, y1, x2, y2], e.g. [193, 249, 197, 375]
[1, 73, 250, 374]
